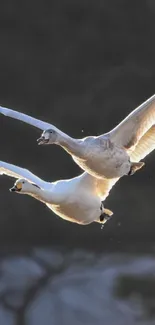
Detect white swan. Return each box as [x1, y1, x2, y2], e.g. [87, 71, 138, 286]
[0, 160, 118, 225]
[0, 95, 155, 179]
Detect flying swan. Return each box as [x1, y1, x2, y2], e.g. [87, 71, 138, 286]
[0, 95, 155, 179]
[0, 160, 118, 225]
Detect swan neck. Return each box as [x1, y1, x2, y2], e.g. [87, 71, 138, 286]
[57, 134, 82, 156]
[27, 187, 60, 205]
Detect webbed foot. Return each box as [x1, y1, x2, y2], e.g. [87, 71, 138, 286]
[100, 204, 113, 223]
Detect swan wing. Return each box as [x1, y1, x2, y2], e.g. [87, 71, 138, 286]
[95, 177, 119, 200]
[79, 172, 119, 201]
[0, 160, 46, 188]
[92, 123, 155, 199]
[109, 95, 155, 151]
[0, 105, 65, 136]
[130, 125, 155, 162]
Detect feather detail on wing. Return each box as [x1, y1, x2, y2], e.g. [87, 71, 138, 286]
[109, 95, 155, 151]
[95, 177, 119, 200]
[0, 161, 44, 187]
[79, 172, 119, 201]
[129, 125, 155, 162]
[0, 105, 67, 137]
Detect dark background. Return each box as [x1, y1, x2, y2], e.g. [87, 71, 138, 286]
[0, 1, 155, 324]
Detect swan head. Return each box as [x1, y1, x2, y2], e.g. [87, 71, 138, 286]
[37, 129, 58, 145]
[10, 179, 40, 194]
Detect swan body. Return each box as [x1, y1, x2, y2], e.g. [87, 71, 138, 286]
[0, 161, 117, 225]
[72, 136, 131, 179]
[0, 95, 155, 179]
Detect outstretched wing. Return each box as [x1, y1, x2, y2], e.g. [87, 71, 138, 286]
[95, 177, 119, 200]
[96, 127, 155, 200]
[97, 123, 155, 198]
[108, 95, 155, 151]
[0, 160, 46, 188]
[130, 125, 155, 162]
[78, 172, 119, 201]
[0, 105, 66, 137]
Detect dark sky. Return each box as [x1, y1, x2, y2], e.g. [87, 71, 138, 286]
[0, 0, 155, 250]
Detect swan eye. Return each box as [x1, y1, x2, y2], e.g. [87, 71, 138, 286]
[50, 131, 53, 134]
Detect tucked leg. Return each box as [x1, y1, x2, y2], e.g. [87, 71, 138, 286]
[128, 161, 145, 176]
[99, 202, 113, 223]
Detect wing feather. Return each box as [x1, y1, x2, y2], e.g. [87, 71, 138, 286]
[79, 172, 119, 201]
[0, 105, 66, 136]
[95, 177, 119, 200]
[130, 125, 155, 162]
[0, 161, 45, 188]
[109, 95, 155, 150]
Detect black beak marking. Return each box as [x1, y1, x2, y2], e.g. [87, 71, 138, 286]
[37, 137, 43, 142]
[37, 137, 49, 144]
[10, 187, 16, 192]
[9, 186, 21, 192]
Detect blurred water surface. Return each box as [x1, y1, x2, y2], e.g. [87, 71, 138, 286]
[0, 247, 155, 325]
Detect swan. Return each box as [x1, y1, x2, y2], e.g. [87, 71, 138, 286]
[0, 160, 118, 225]
[0, 95, 155, 179]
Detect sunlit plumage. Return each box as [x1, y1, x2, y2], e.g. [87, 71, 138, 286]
[0, 95, 155, 179]
[0, 160, 117, 225]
